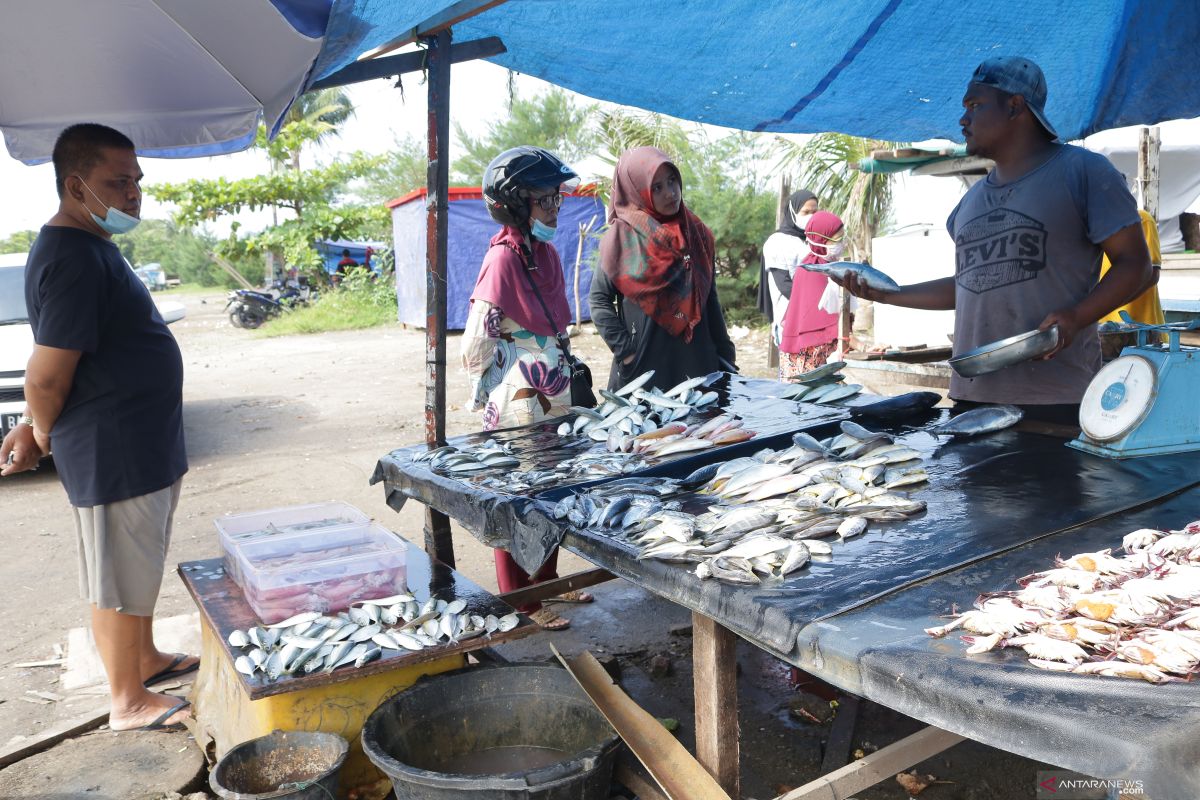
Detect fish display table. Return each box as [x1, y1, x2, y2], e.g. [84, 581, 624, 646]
[374, 403, 1200, 799]
[179, 548, 538, 796]
[548, 427, 1200, 800]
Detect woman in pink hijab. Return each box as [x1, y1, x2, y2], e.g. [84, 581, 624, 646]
[778, 210, 846, 377]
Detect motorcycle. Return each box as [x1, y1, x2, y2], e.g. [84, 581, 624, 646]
[226, 278, 317, 329]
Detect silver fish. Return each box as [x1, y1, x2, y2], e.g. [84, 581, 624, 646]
[228, 629, 251, 648]
[790, 361, 847, 384]
[355, 647, 382, 668]
[234, 655, 256, 676]
[615, 370, 656, 397]
[929, 405, 1024, 437]
[800, 261, 901, 293]
[497, 613, 520, 632]
[837, 516, 869, 539]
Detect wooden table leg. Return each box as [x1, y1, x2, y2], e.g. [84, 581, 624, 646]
[424, 507, 455, 569]
[693, 611, 740, 799]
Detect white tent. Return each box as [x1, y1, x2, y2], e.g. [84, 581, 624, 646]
[1083, 118, 1200, 253]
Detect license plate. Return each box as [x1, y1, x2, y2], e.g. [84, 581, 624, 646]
[0, 413, 19, 441]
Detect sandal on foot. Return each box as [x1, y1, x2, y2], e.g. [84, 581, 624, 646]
[144, 653, 199, 687]
[546, 589, 594, 604]
[530, 608, 570, 631]
[129, 699, 191, 732]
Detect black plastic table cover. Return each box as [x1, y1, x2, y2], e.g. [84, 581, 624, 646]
[555, 427, 1200, 659]
[796, 485, 1200, 800]
[371, 375, 847, 572]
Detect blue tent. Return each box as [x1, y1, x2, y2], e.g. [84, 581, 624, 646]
[313, 239, 387, 276]
[5, 2, 1200, 162]
[389, 189, 604, 330]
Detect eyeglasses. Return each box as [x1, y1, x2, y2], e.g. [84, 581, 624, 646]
[807, 231, 844, 245]
[532, 192, 564, 211]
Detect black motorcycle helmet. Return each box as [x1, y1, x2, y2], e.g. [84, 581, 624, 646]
[483, 146, 580, 228]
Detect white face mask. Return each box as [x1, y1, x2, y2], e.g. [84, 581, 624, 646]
[824, 241, 846, 258]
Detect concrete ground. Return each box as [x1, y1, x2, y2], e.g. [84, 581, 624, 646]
[0, 290, 1052, 798]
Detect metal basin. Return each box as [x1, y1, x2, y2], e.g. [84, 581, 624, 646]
[948, 325, 1059, 377]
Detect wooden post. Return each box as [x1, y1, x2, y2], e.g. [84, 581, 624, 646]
[423, 28, 455, 568]
[768, 176, 791, 371]
[693, 612, 740, 799]
[1138, 126, 1161, 220]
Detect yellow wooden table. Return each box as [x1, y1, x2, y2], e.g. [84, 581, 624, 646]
[179, 550, 538, 798]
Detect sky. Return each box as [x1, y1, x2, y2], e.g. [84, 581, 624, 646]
[0, 58, 971, 247]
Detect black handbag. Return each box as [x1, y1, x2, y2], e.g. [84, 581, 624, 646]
[513, 246, 598, 409]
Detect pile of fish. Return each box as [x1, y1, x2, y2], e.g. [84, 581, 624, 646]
[414, 439, 521, 475]
[550, 421, 931, 586]
[555, 370, 725, 445]
[474, 449, 653, 493]
[226, 597, 520, 681]
[927, 522, 1200, 683]
[779, 361, 862, 405]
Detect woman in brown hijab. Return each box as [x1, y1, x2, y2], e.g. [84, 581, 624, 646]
[590, 147, 736, 393]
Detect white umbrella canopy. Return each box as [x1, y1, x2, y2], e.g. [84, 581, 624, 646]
[0, 0, 325, 163]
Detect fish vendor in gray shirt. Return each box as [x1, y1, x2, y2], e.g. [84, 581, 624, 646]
[839, 56, 1152, 425]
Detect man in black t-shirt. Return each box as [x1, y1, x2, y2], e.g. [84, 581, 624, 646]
[0, 124, 194, 732]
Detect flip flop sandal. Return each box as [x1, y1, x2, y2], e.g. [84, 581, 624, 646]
[530, 608, 571, 631]
[132, 699, 191, 732]
[545, 590, 594, 605]
[144, 653, 200, 687]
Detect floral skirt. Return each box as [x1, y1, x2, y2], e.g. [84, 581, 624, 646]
[780, 341, 837, 380]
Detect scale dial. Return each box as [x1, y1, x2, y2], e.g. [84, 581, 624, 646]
[1079, 355, 1157, 442]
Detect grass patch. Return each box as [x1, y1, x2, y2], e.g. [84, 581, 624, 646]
[256, 269, 396, 337]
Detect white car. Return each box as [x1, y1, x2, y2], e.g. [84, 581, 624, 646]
[0, 252, 185, 445]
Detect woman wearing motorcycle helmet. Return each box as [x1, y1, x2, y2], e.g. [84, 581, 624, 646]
[461, 145, 591, 630]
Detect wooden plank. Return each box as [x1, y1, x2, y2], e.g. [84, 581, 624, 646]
[693, 612, 740, 799]
[774, 726, 964, 800]
[0, 701, 109, 767]
[497, 567, 616, 608]
[308, 36, 506, 91]
[362, 0, 510, 59]
[423, 27, 456, 569]
[615, 753, 671, 800]
[552, 646, 732, 800]
[1138, 126, 1161, 220]
[819, 694, 860, 773]
[177, 555, 536, 701]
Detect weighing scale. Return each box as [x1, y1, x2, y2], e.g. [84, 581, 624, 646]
[1069, 319, 1200, 459]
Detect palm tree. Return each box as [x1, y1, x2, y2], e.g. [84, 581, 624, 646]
[282, 88, 355, 171]
[775, 133, 907, 263]
[592, 109, 691, 204]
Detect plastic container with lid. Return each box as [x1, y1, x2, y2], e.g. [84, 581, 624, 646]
[236, 522, 408, 624]
[215, 502, 371, 584]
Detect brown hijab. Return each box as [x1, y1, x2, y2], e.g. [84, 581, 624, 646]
[598, 147, 714, 341]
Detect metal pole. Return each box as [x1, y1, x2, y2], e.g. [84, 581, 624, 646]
[423, 28, 455, 568]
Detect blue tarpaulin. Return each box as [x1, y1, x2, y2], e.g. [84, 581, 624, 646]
[311, 0, 1200, 144]
[7, 1, 1200, 162]
[390, 190, 604, 330]
[313, 238, 387, 275]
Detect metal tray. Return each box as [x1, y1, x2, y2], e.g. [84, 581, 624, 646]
[948, 325, 1059, 377]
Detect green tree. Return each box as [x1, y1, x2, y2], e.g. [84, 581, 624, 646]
[148, 113, 386, 273]
[775, 134, 907, 262]
[452, 88, 596, 184]
[354, 134, 427, 205]
[113, 219, 223, 286]
[0, 229, 38, 254]
[278, 88, 355, 171]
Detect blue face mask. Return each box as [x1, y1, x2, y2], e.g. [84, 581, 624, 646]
[530, 218, 557, 243]
[79, 178, 140, 235]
